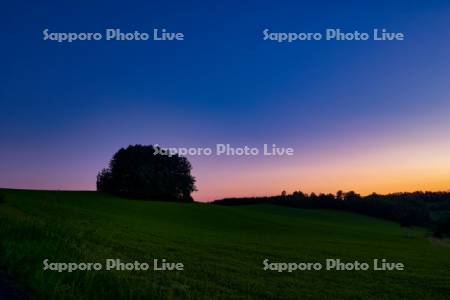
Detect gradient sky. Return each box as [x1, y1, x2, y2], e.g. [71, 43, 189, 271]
[1, 1, 450, 201]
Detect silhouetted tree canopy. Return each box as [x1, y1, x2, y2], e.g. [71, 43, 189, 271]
[97, 145, 196, 202]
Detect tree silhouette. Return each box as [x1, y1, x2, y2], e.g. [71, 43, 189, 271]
[97, 145, 196, 202]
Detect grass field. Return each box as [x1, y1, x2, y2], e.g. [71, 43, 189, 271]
[0, 189, 449, 299]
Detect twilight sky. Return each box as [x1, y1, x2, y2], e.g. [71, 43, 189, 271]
[1, 1, 450, 201]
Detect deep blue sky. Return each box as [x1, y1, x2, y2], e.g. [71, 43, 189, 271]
[1, 1, 450, 200]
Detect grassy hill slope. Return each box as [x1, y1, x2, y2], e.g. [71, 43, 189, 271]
[0, 189, 449, 299]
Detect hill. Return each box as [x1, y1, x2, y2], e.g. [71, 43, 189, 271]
[0, 189, 449, 299]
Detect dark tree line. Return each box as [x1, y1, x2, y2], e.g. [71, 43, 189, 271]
[214, 190, 450, 237]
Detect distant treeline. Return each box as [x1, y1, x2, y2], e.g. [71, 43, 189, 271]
[213, 190, 450, 237]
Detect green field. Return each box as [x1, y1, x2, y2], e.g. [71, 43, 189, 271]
[0, 189, 449, 299]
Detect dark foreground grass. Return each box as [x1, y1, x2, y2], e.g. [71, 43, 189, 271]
[0, 189, 449, 299]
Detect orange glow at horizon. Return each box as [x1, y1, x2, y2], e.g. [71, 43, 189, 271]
[193, 130, 450, 201]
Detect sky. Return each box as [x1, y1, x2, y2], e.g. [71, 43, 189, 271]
[1, 1, 450, 201]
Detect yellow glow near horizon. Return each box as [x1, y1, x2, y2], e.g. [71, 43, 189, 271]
[194, 131, 450, 201]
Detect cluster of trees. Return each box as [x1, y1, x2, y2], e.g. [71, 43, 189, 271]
[97, 145, 196, 202]
[214, 190, 450, 237]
